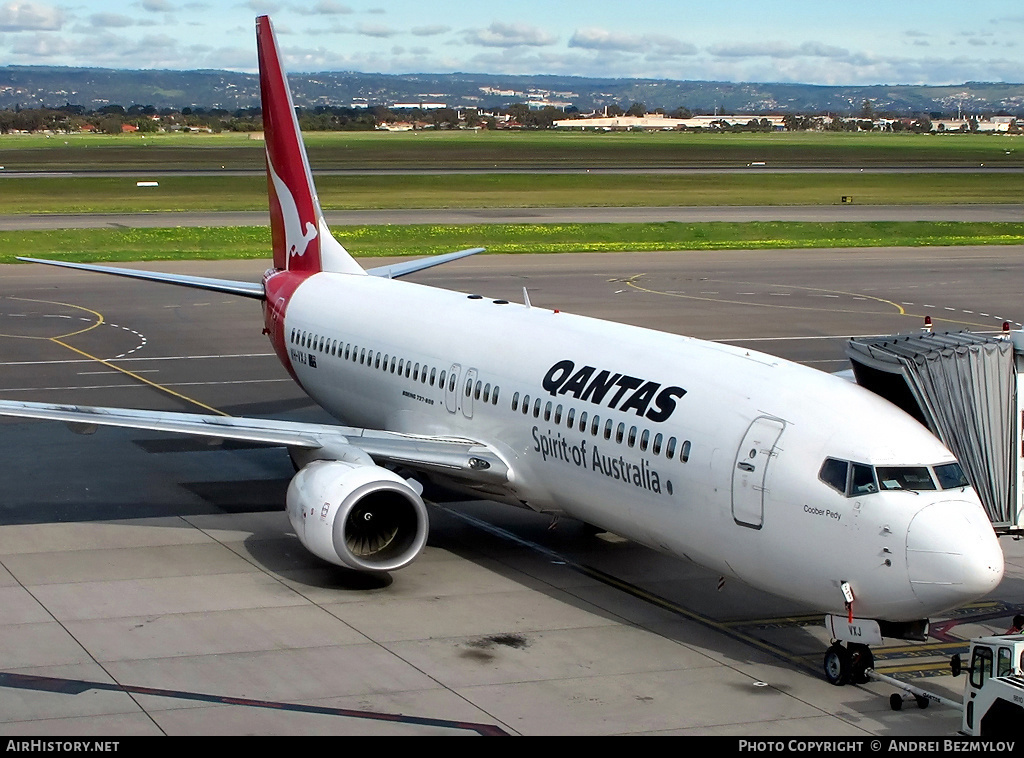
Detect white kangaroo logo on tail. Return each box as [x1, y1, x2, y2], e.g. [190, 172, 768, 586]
[268, 154, 317, 258]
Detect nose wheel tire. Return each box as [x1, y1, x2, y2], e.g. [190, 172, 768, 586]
[824, 642, 874, 686]
[824, 644, 851, 686]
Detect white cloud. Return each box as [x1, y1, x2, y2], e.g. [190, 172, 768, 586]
[291, 1, 352, 15]
[9, 31, 62, 55]
[239, 0, 282, 13]
[140, 0, 177, 12]
[464, 49, 614, 77]
[356, 23, 398, 38]
[464, 22, 556, 48]
[682, 49, 1024, 87]
[708, 40, 852, 60]
[89, 13, 136, 29]
[569, 27, 694, 55]
[0, 2, 63, 31]
[131, 33, 178, 52]
[411, 25, 450, 37]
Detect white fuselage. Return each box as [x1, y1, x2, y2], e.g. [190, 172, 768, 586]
[282, 272, 1004, 622]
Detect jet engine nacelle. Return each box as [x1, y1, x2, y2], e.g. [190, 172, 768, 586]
[286, 459, 429, 572]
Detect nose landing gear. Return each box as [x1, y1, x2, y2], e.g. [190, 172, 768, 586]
[824, 642, 874, 686]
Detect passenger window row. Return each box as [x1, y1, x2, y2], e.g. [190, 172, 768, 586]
[463, 376, 500, 405]
[288, 328, 501, 406]
[510, 391, 691, 463]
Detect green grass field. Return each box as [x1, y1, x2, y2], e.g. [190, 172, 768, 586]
[1, 172, 1021, 214]
[4, 221, 1023, 265]
[2, 129, 1022, 171]
[2, 130, 1022, 262]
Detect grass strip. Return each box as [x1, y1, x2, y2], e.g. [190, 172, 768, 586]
[2, 221, 1023, 265]
[2, 131, 1023, 171]
[1, 173, 1022, 213]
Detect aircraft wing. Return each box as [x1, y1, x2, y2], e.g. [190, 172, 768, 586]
[16, 258, 266, 299]
[0, 400, 510, 485]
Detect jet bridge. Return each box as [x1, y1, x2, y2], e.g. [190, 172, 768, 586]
[845, 329, 1024, 531]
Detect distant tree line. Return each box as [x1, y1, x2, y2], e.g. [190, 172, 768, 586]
[0, 101, 1019, 135]
[781, 114, 937, 133]
[0, 103, 498, 134]
[0, 103, 378, 134]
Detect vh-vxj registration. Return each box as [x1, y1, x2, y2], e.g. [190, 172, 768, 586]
[0, 16, 1004, 686]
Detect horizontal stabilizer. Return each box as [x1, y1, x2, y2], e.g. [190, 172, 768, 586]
[366, 247, 485, 279]
[17, 257, 266, 299]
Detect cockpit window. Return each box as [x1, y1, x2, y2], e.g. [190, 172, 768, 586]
[820, 457, 973, 498]
[850, 463, 877, 495]
[877, 466, 936, 492]
[818, 458, 848, 494]
[935, 462, 970, 490]
[818, 458, 875, 496]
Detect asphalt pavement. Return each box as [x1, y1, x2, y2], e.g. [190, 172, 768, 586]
[0, 249, 1022, 735]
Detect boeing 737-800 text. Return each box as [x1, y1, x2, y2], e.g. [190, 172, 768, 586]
[0, 15, 1005, 687]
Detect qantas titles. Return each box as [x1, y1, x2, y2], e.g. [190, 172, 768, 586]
[542, 360, 686, 423]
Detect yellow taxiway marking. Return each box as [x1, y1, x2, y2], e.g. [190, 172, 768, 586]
[626, 274, 1006, 331]
[625, 273, 907, 316]
[50, 338, 229, 417]
[0, 296, 106, 340]
[1, 296, 228, 417]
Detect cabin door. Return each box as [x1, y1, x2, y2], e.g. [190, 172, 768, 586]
[731, 416, 785, 529]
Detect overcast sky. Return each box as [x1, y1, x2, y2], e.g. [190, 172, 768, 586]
[0, 1, 1022, 86]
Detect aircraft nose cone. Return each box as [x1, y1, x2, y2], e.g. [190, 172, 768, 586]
[906, 500, 1004, 613]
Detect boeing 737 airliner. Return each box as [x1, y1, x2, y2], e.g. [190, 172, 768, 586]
[0, 16, 1005, 687]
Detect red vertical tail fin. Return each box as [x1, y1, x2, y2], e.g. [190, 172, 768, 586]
[256, 16, 364, 276]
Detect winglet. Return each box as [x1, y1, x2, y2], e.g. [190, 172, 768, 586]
[256, 16, 363, 276]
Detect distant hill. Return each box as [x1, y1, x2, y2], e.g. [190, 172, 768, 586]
[2, 66, 1023, 116]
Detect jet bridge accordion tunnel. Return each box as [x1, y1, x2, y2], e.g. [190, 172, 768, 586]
[845, 330, 1024, 532]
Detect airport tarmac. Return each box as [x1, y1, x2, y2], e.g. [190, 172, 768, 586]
[1, 248, 1023, 736]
